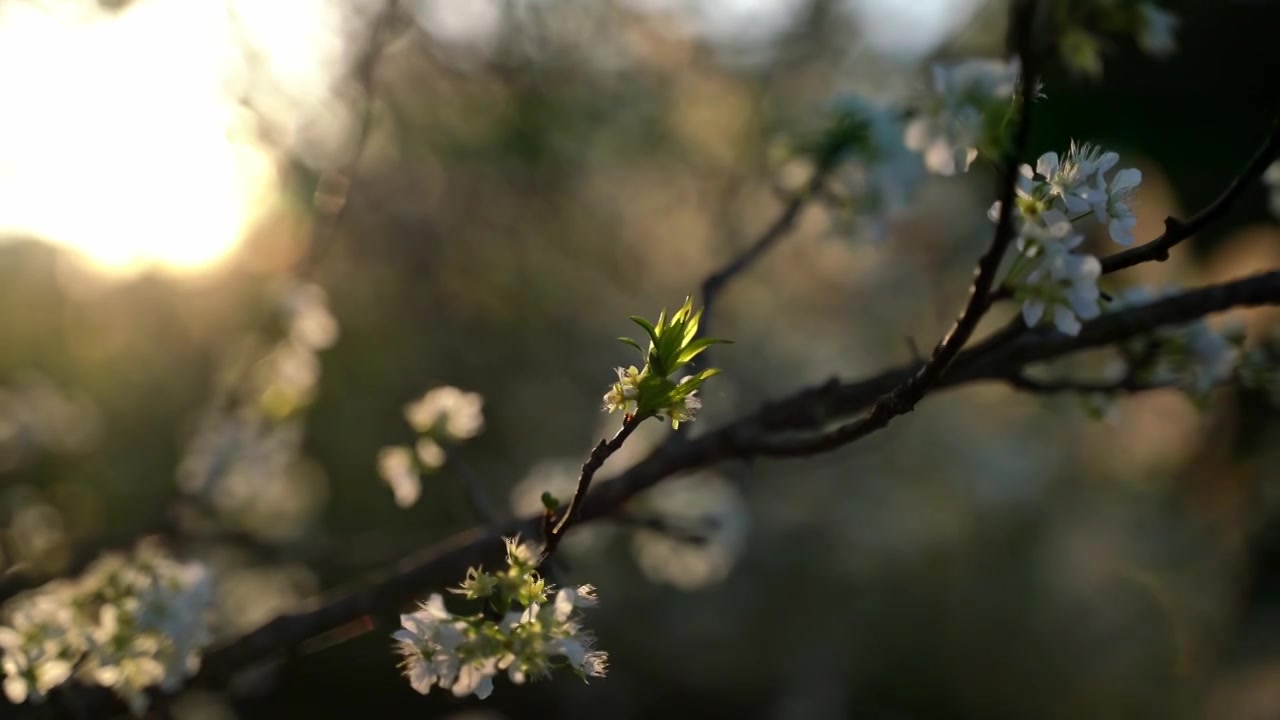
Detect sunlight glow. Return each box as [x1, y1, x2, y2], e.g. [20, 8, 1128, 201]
[0, 0, 278, 276]
[849, 0, 983, 59]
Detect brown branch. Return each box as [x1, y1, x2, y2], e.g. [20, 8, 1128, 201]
[693, 151, 838, 373]
[539, 414, 645, 563]
[189, 270, 1280, 686]
[1099, 115, 1280, 276]
[1001, 373, 1148, 394]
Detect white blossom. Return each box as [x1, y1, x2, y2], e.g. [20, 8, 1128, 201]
[1083, 167, 1143, 246]
[602, 366, 642, 415]
[1019, 250, 1102, 336]
[661, 389, 702, 426]
[393, 544, 607, 699]
[1037, 142, 1118, 214]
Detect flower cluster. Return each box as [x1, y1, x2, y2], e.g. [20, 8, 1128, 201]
[1055, 1, 1180, 77]
[996, 142, 1143, 335]
[377, 386, 485, 508]
[904, 58, 1022, 176]
[393, 537, 606, 699]
[1112, 287, 1246, 405]
[0, 540, 214, 715]
[605, 297, 727, 429]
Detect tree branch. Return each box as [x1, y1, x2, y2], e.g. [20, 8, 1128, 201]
[692, 154, 838, 376]
[1099, 115, 1280, 275]
[740, 0, 1042, 458]
[190, 266, 1280, 690]
[539, 414, 644, 563]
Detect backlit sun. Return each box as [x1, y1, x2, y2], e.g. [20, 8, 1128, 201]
[0, 0, 278, 276]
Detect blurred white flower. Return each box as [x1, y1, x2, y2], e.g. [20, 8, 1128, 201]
[0, 541, 214, 715]
[630, 474, 749, 591]
[404, 386, 485, 440]
[415, 437, 447, 470]
[282, 282, 340, 351]
[1113, 286, 1246, 403]
[823, 94, 925, 243]
[378, 445, 422, 508]
[904, 58, 1020, 176]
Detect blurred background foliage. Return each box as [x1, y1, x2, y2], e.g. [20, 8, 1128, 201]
[2, 0, 1280, 717]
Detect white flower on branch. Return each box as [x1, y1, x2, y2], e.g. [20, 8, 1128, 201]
[1018, 247, 1102, 337]
[1082, 166, 1143, 246]
[602, 366, 642, 416]
[394, 540, 606, 699]
[1038, 142, 1119, 214]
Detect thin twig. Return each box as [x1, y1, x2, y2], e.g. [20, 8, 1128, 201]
[696, 160, 836, 369]
[539, 414, 645, 563]
[1099, 115, 1280, 276]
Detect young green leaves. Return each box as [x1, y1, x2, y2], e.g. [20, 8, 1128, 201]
[606, 297, 730, 429]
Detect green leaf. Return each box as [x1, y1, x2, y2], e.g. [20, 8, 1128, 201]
[654, 308, 668, 335]
[680, 306, 704, 347]
[617, 336, 645, 355]
[629, 316, 660, 347]
[679, 367, 721, 388]
[675, 336, 731, 364]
